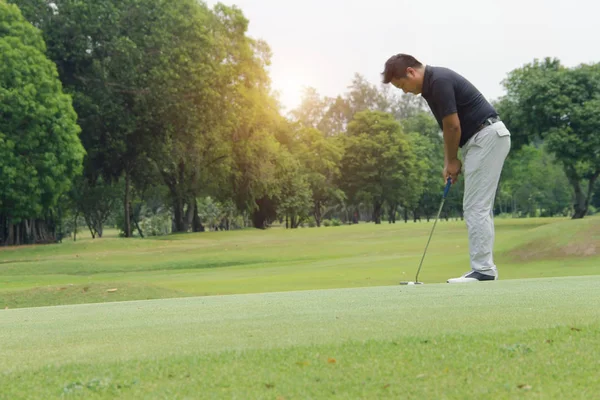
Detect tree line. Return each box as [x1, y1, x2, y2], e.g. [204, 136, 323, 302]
[1, 0, 599, 246]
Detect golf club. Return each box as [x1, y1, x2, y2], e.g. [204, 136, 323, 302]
[400, 177, 453, 285]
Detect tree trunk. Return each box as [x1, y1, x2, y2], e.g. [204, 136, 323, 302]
[24, 219, 32, 244]
[73, 213, 78, 242]
[184, 200, 195, 232]
[192, 199, 205, 232]
[353, 208, 359, 224]
[587, 173, 600, 212]
[387, 203, 397, 224]
[0, 215, 4, 245]
[134, 218, 144, 238]
[37, 221, 43, 242]
[572, 172, 600, 219]
[413, 209, 421, 222]
[124, 169, 132, 238]
[373, 201, 383, 224]
[252, 212, 267, 229]
[173, 198, 186, 232]
[314, 200, 322, 227]
[32, 219, 37, 243]
[15, 223, 21, 246]
[404, 208, 409, 223]
[570, 178, 587, 219]
[6, 220, 14, 246]
[86, 219, 96, 239]
[565, 167, 599, 219]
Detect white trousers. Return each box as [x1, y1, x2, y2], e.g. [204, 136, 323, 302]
[461, 121, 511, 276]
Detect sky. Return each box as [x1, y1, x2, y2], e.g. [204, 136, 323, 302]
[207, 0, 599, 113]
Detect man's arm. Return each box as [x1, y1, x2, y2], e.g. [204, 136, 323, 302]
[430, 78, 461, 182]
[442, 113, 461, 163]
[442, 113, 462, 183]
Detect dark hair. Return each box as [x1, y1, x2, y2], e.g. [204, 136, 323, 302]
[381, 54, 423, 83]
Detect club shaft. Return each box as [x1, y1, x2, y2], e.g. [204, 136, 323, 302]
[415, 197, 446, 283]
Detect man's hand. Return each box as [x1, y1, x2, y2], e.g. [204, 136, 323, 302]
[444, 159, 462, 184]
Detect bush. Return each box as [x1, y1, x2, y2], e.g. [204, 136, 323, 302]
[323, 219, 332, 227]
[140, 208, 172, 236]
[307, 217, 316, 228]
[332, 218, 342, 226]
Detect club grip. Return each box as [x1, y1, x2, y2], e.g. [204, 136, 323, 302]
[443, 177, 452, 198]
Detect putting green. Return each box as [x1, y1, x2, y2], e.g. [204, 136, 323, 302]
[1, 275, 599, 398]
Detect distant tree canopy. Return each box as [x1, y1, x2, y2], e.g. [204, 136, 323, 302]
[0, 2, 84, 245]
[0, 1, 598, 246]
[497, 58, 600, 218]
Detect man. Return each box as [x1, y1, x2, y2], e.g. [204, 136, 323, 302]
[382, 54, 511, 283]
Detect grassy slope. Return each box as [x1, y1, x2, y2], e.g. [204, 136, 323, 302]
[1, 217, 599, 309]
[1, 276, 599, 399]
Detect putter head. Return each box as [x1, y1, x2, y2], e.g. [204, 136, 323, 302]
[399, 281, 423, 285]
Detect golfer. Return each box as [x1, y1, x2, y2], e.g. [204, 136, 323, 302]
[382, 54, 511, 283]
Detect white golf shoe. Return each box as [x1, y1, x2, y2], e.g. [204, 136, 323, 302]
[447, 270, 497, 283]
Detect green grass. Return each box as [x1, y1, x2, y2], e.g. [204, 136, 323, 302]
[1, 276, 599, 399]
[1, 217, 599, 309]
[1, 217, 599, 398]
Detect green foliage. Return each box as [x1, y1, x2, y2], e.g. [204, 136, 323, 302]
[404, 124, 444, 218]
[338, 110, 419, 223]
[0, 2, 84, 222]
[70, 176, 121, 238]
[499, 144, 573, 217]
[139, 208, 172, 237]
[289, 126, 345, 226]
[5, 1, 599, 242]
[498, 58, 600, 218]
[273, 150, 313, 227]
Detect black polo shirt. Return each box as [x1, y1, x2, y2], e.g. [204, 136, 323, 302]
[421, 65, 498, 147]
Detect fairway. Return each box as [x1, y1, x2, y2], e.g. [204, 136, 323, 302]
[1, 276, 600, 399]
[1, 217, 599, 309]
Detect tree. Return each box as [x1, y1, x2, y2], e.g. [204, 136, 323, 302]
[289, 126, 345, 227]
[70, 176, 120, 238]
[0, 2, 84, 246]
[345, 74, 387, 117]
[381, 84, 429, 120]
[338, 111, 419, 224]
[274, 150, 313, 228]
[318, 95, 350, 137]
[289, 87, 327, 129]
[13, 0, 143, 237]
[14, 1, 276, 234]
[499, 144, 572, 217]
[497, 58, 600, 218]
[398, 112, 445, 221]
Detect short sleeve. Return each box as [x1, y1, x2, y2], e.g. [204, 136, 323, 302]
[430, 79, 457, 118]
